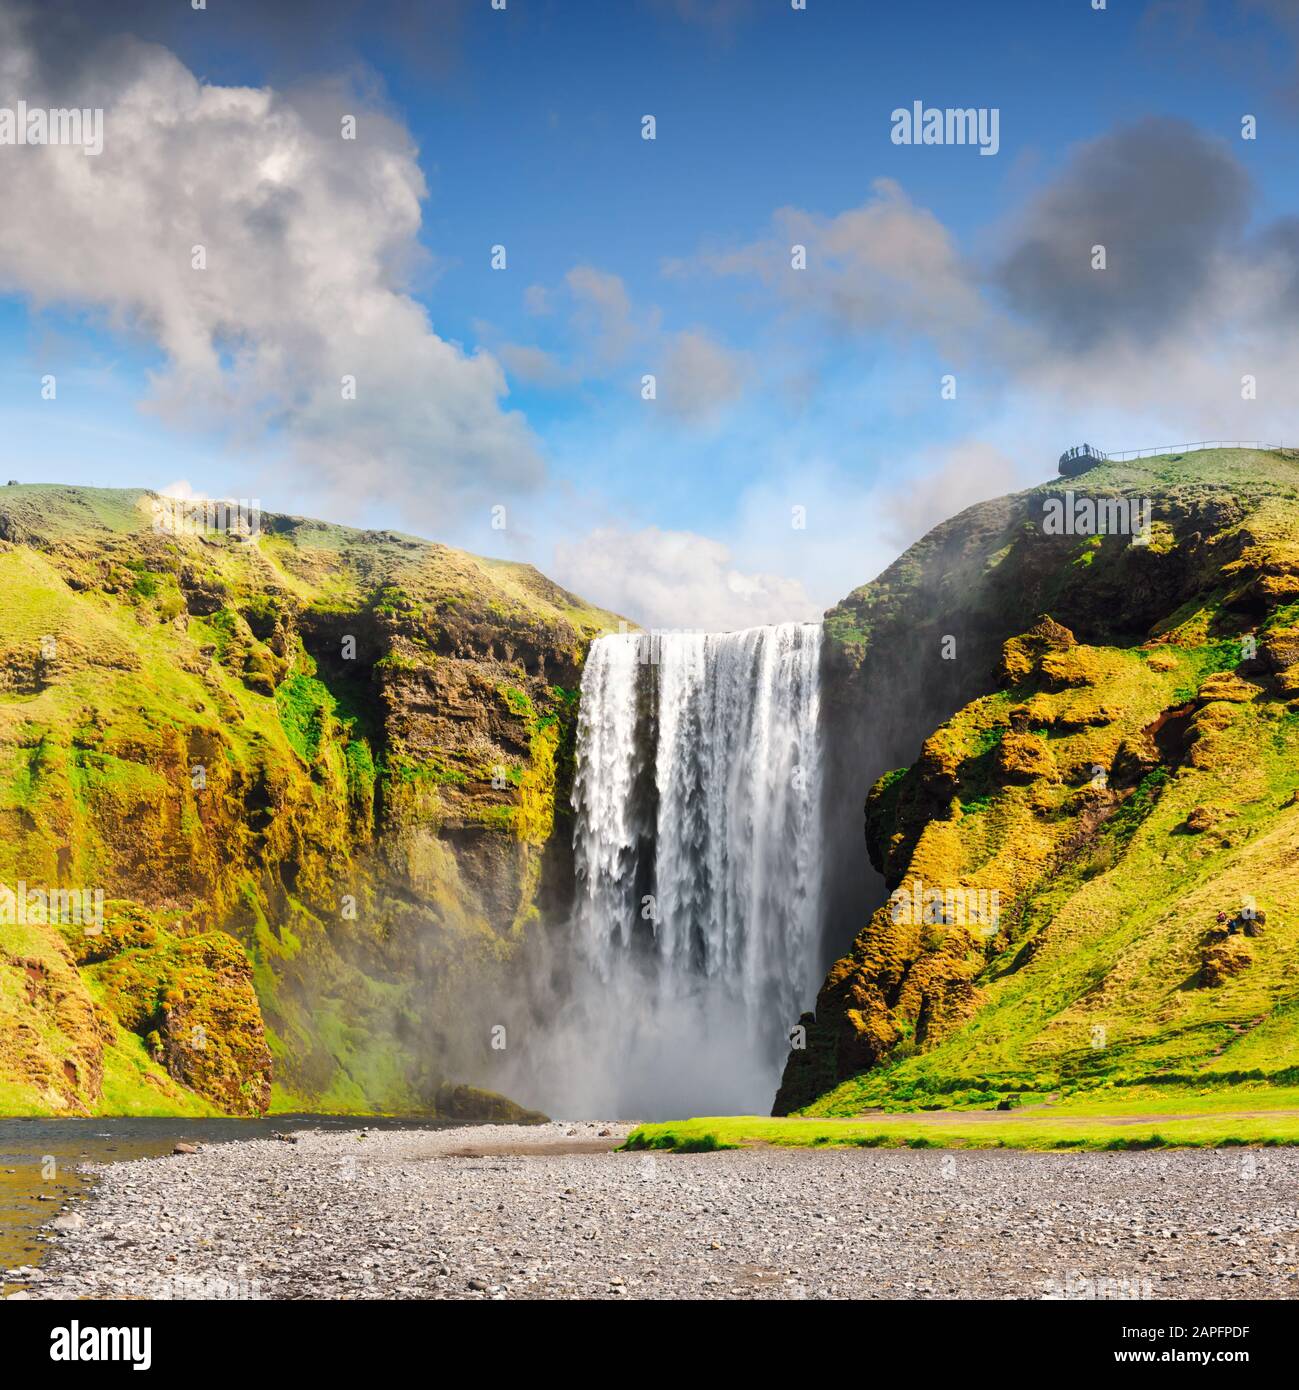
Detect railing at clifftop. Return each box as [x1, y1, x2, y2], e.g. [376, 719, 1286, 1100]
[1104, 440, 1296, 461]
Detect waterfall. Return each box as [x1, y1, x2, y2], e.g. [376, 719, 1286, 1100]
[563, 621, 824, 1117]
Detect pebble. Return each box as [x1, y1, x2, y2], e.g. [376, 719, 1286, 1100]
[22, 1125, 1299, 1300]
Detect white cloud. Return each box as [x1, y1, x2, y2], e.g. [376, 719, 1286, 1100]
[523, 283, 552, 316]
[502, 271, 751, 425]
[0, 5, 541, 529]
[669, 178, 984, 356]
[657, 329, 748, 423]
[552, 525, 817, 631]
[879, 441, 1021, 549]
[159, 479, 204, 501]
[497, 343, 575, 389]
[565, 264, 638, 368]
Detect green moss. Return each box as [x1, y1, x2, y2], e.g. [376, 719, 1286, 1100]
[373, 585, 413, 615]
[383, 751, 465, 786]
[467, 804, 516, 831]
[502, 686, 534, 719]
[0, 485, 583, 1118]
[275, 673, 335, 763]
[789, 449, 1299, 1118]
[344, 739, 376, 807]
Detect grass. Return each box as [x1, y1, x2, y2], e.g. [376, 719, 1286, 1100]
[627, 1090, 1299, 1153]
[0, 481, 625, 1118]
[624, 1128, 738, 1153]
[797, 522, 1299, 1115]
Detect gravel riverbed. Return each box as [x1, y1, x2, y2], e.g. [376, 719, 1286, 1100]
[12, 1124, 1299, 1300]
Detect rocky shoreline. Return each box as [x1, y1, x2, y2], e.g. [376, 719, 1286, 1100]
[11, 1126, 1299, 1300]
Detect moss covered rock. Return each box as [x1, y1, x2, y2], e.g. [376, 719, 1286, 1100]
[433, 1083, 548, 1125]
[0, 485, 623, 1116]
[782, 447, 1299, 1117]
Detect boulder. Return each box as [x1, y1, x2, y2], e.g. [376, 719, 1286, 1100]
[995, 731, 1057, 784]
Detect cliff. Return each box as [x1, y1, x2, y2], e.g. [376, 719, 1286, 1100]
[780, 447, 1299, 1114]
[0, 484, 621, 1117]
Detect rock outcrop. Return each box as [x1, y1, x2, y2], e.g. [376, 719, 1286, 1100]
[0, 485, 621, 1116]
[781, 447, 1299, 1115]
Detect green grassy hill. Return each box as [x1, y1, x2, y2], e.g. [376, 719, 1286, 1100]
[0, 484, 621, 1117]
[781, 448, 1299, 1118]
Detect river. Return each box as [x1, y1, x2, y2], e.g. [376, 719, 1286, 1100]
[0, 1114, 449, 1294]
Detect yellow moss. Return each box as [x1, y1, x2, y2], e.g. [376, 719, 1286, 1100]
[1040, 645, 1109, 689]
[1198, 672, 1259, 704]
[905, 819, 970, 893]
[515, 718, 559, 846]
[999, 615, 1076, 684]
[916, 728, 964, 785]
[1223, 542, 1299, 606]
[89, 926, 271, 1115]
[1261, 626, 1299, 694]
[996, 731, 1057, 783]
[1020, 694, 1057, 726]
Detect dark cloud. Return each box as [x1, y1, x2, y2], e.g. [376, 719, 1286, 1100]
[1255, 216, 1299, 317]
[1240, 0, 1299, 49]
[995, 118, 1251, 351]
[1141, 1, 1299, 111]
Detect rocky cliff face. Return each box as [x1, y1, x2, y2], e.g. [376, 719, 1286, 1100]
[781, 448, 1299, 1114]
[0, 484, 620, 1117]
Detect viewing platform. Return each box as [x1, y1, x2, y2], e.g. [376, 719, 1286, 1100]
[1058, 443, 1108, 478]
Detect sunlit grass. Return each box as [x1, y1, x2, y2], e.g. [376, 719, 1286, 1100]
[626, 1094, 1299, 1153]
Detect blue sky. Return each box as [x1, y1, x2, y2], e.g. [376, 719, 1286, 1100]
[3, 0, 1299, 626]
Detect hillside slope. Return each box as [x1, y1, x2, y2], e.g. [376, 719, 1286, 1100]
[781, 448, 1299, 1114]
[0, 484, 621, 1117]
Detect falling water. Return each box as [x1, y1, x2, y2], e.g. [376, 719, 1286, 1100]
[561, 622, 824, 1117]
